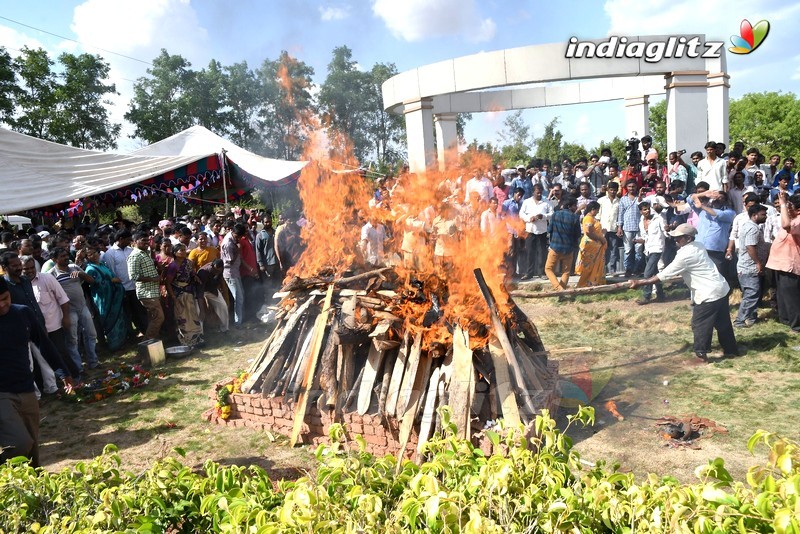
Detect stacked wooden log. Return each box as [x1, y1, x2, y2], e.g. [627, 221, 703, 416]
[242, 267, 556, 457]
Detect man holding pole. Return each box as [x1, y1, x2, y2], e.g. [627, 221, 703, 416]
[630, 223, 738, 361]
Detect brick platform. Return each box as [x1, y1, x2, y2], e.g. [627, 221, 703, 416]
[204, 361, 561, 458]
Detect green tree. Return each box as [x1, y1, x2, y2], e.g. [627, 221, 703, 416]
[126, 49, 196, 143]
[50, 52, 120, 150]
[364, 62, 405, 167]
[190, 59, 228, 134]
[591, 137, 628, 166]
[532, 117, 563, 163]
[456, 113, 472, 143]
[496, 110, 531, 165]
[0, 47, 18, 125]
[729, 91, 800, 157]
[257, 51, 315, 160]
[223, 61, 262, 153]
[648, 99, 667, 157]
[12, 47, 58, 139]
[560, 142, 588, 163]
[318, 45, 373, 162]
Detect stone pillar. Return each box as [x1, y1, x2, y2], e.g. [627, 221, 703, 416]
[665, 71, 709, 154]
[403, 98, 435, 174]
[623, 96, 649, 139]
[706, 53, 729, 146]
[434, 113, 458, 171]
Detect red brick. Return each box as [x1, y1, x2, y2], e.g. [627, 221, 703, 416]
[348, 422, 363, 434]
[364, 433, 387, 447]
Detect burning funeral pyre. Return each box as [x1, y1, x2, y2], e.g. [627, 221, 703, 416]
[209, 156, 560, 458]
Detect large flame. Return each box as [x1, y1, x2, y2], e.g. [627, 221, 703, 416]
[279, 67, 516, 350]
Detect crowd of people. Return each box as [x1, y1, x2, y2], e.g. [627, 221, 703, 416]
[361, 136, 800, 347]
[0, 208, 305, 396]
[2, 135, 800, 467]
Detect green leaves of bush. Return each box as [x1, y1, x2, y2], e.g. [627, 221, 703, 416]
[1, 409, 798, 533]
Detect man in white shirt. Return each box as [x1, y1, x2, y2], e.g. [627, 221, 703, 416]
[463, 169, 494, 204]
[360, 215, 388, 267]
[634, 202, 666, 304]
[21, 256, 70, 395]
[696, 141, 728, 191]
[598, 182, 622, 275]
[630, 223, 738, 360]
[103, 229, 146, 336]
[519, 184, 553, 280]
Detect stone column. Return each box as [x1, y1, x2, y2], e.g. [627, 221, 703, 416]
[706, 53, 729, 146]
[403, 98, 435, 174]
[434, 113, 458, 172]
[623, 96, 649, 139]
[665, 71, 709, 154]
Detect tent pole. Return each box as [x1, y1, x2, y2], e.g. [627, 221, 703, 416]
[221, 148, 229, 213]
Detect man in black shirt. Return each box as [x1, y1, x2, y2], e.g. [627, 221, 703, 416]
[0, 277, 78, 467]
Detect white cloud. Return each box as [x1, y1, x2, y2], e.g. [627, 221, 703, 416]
[68, 0, 211, 149]
[0, 24, 47, 54]
[603, 0, 798, 97]
[319, 5, 350, 21]
[372, 0, 496, 43]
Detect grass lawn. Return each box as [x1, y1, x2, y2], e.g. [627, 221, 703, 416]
[38, 288, 799, 484]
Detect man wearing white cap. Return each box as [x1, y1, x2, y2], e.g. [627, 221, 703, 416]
[630, 223, 738, 361]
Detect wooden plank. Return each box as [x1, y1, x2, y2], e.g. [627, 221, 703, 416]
[385, 331, 410, 417]
[395, 331, 423, 417]
[396, 352, 431, 469]
[488, 337, 521, 428]
[448, 325, 473, 439]
[291, 285, 335, 447]
[473, 268, 539, 417]
[335, 344, 355, 414]
[416, 365, 441, 458]
[357, 343, 386, 415]
[377, 349, 395, 417]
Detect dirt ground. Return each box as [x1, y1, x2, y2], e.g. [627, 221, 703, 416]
[38, 288, 799, 484]
[520, 289, 799, 483]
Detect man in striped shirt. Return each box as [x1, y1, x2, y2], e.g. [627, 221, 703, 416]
[127, 232, 163, 340]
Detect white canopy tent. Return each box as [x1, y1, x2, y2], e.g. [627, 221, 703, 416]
[0, 126, 308, 215]
[0, 127, 218, 214]
[131, 125, 308, 188]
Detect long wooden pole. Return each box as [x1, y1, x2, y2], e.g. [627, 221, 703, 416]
[290, 285, 335, 447]
[510, 278, 681, 299]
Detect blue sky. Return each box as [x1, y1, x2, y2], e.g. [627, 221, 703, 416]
[0, 0, 797, 155]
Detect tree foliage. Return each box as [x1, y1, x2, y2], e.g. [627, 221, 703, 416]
[125, 49, 196, 143]
[318, 46, 406, 168]
[11, 47, 57, 140]
[532, 117, 564, 164]
[50, 52, 120, 150]
[258, 51, 315, 160]
[729, 91, 800, 157]
[648, 99, 667, 157]
[2, 46, 120, 149]
[496, 110, 531, 166]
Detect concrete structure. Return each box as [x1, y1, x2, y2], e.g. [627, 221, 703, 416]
[382, 35, 729, 172]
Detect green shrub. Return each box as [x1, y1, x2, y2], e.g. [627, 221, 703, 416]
[0, 408, 798, 533]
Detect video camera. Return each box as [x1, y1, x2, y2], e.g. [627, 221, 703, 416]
[625, 137, 642, 166]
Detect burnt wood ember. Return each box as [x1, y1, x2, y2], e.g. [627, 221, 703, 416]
[239, 265, 559, 458]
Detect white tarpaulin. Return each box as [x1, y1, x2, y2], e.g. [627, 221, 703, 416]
[0, 127, 217, 214]
[132, 125, 308, 186]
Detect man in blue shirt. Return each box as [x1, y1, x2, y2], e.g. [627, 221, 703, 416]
[616, 179, 644, 276]
[690, 189, 736, 281]
[502, 188, 524, 277]
[771, 157, 795, 188]
[544, 197, 582, 291]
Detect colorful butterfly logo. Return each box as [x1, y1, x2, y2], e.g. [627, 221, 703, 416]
[729, 19, 770, 54]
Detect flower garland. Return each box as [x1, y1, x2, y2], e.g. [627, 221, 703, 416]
[63, 365, 151, 403]
[214, 371, 250, 420]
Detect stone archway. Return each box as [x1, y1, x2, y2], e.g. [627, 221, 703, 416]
[382, 35, 728, 172]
